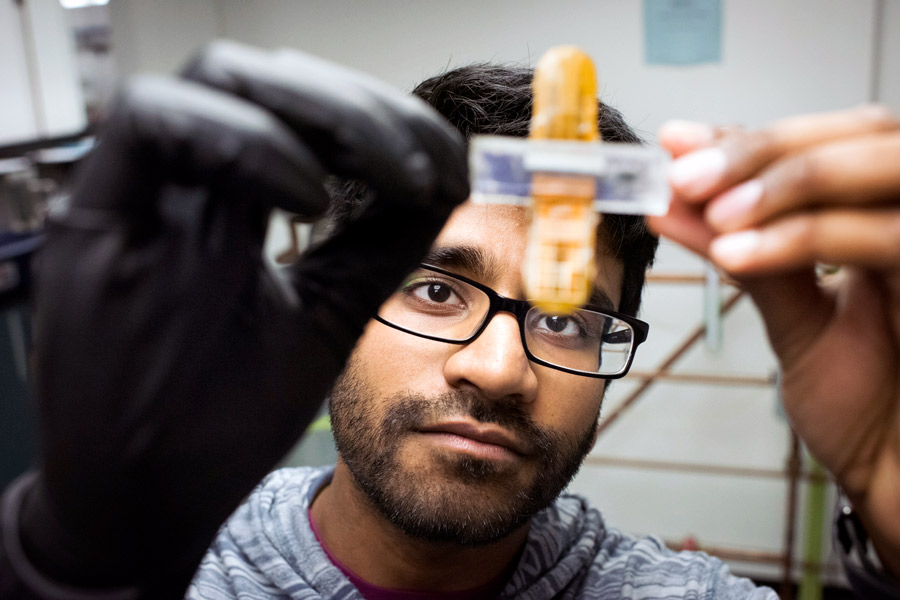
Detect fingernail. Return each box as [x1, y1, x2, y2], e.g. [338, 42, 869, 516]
[710, 230, 761, 269]
[706, 179, 763, 229]
[668, 148, 728, 198]
[857, 103, 894, 123]
[659, 120, 715, 147]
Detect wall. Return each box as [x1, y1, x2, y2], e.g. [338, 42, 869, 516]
[72, 0, 900, 585]
[878, 0, 900, 110]
[108, 0, 223, 78]
[213, 0, 890, 130]
[0, 0, 86, 145]
[0, 0, 38, 145]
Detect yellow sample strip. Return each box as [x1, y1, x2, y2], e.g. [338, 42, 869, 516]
[524, 46, 600, 314]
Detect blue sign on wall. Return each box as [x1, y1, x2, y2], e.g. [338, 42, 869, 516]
[644, 0, 723, 66]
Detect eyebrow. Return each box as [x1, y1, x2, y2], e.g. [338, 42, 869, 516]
[421, 245, 499, 281]
[584, 286, 616, 314]
[422, 245, 617, 314]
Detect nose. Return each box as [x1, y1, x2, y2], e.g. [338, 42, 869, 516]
[443, 310, 539, 403]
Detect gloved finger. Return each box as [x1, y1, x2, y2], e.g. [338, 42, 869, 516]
[70, 75, 330, 219]
[282, 116, 468, 362]
[708, 208, 900, 274]
[668, 105, 900, 202]
[705, 132, 900, 232]
[281, 68, 471, 356]
[284, 196, 464, 361]
[181, 41, 468, 208]
[179, 41, 469, 359]
[282, 98, 471, 358]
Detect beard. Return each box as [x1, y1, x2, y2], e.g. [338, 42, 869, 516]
[328, 357, 599, 547]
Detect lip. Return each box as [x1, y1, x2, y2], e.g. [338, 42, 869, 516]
[417, 420, 529, 457]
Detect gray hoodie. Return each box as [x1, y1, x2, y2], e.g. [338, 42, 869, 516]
[188, 466, 775, 599]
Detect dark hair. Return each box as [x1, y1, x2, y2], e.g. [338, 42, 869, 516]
[330, 64, 658, 316]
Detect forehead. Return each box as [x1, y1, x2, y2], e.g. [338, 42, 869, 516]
[428, 201, 624, 307]
[432, 202, 529, 272]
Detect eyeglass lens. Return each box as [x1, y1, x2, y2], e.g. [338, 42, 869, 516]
[377, 267, 635, 376]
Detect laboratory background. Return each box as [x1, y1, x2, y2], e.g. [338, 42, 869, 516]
[2, 1, 899, 598]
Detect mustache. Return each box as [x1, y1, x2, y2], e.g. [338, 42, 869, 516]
[380, 388, 556, 455]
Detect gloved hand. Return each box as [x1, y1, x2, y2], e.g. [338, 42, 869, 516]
[11, 41, 467, 596]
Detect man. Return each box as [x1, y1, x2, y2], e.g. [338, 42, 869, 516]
[1, 42, 898, 599]
[189, 65, 900, 598]
[191, 62, 679, 599]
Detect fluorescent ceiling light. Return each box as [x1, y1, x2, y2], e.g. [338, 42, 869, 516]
[60, 0, 110, 8]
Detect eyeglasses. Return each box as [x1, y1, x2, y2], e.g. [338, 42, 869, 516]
[375, 264, 649, 379]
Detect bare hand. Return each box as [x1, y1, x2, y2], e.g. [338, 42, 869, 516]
[648, 105, 900, 573]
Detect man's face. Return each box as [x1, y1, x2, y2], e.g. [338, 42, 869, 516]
[329, 202, 624, 546]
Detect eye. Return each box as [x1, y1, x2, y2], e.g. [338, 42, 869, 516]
[399, 276, 469, 313]
[533, 313, 585, 338]
[543, 315, 581, 335]
[414, 281, 456, 304]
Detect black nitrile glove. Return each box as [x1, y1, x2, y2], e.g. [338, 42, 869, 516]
[2, 41, 467, 598]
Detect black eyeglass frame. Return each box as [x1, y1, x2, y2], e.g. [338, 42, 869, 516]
[374, 263, 649, 379]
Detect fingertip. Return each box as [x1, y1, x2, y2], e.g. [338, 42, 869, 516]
[406, 111, 469, 207]
[645, 212, 676, 237]
[398, 151, 437, 203]
[709, 230, 762, 271]
[667, 147, 728, 199]
[853, 103, 899, 127]
[705, 179, 764, 232]
[399, 145, 468, 212]
[659, 120, 716, 156]
[645, 214, 663, 235]
[180, 39, 260, 86]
